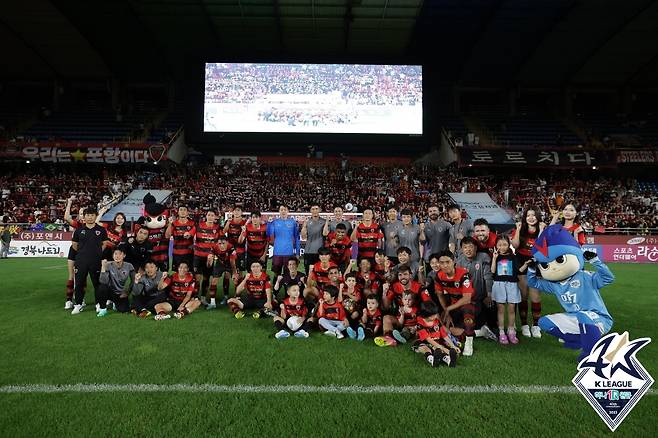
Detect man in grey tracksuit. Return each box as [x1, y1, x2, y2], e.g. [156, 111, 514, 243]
[97, 247, 135, 314]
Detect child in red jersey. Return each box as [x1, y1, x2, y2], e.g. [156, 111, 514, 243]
[349, 294, 382, 341]
[339, 273, 362, 329]
[154, 262, 200, 320]
[230, 261, 273, 319]
[317, 285, 348, 339]
[391, 291, 419, 344]
[273, 284, 310, 339]
[414, 301, 460, 367]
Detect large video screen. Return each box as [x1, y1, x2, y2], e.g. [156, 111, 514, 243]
[203, 63, 422, 134]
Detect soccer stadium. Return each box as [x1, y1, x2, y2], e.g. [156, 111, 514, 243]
[1, 1, 657, 437]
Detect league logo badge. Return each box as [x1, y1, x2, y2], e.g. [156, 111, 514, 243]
[572, 332, 653, 431]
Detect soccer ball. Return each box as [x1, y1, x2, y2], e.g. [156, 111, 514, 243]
[343, 298, 356, 313]
[286, 316, 304, 331]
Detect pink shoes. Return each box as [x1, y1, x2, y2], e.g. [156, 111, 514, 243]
[499, 333, 509, 345]
[508, 331, 519, 344]
[499, 330, 519, 345]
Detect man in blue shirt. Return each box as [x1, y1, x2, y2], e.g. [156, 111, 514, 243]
[267, 205, 300, 279]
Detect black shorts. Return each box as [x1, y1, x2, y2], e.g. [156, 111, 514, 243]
[235, 252, 247, 272]
[193, 255, 212, 277]
[167, 299, 184, 309]
[67, 247, 77, 262]
[239, 295, 267, 310]
[172, 254, 193, 271]
[211, 260, 229, 278]
[271, 255, 292, 275]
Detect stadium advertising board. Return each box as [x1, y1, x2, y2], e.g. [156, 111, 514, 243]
[584, 235, 658, 263]
[0, 142, 167, 164]
[617, 150, 658, 164]
[458, 149, 617, 168]
[7, 231, 72, 258]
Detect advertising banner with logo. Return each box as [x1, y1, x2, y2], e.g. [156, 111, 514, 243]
[6, 230, 72, 258]
[583, 235, 658, 263]
[0, 141, 167, 164]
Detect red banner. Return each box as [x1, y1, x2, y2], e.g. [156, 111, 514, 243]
[0, 141, 167, 164]
[583, 235, 658, 263]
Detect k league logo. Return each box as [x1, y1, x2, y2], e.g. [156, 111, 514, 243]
[572, 332, 654, 432]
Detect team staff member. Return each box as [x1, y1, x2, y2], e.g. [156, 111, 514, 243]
[382, 207, 403, 265]
[71, 207, 109, 315]
[422, 205, 451, 268]
[131, 261, 170, 317]
[96, 248, 135, 317]
[267, 204, 299, 278]
[122, 227, 153, 272]
[301, 205, 326, 275]
[447, 204, 474, 256]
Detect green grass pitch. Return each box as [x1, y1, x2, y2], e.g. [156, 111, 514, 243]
[0, 258, 656, 437]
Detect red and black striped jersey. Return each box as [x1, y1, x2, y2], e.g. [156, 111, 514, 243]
[310, 261, 338, 288]
[244, 272, 271, 300]
[281, 297, 307, 318]
[372, 263, 387, 282]
[325, 232, 352, 265]
[210, 242, 237, 266]
[416, 317, 448, 342]
[386, 281, 429, 308]
[511, 227, 540, 257]
[434, 267, 474, 304]
[401, 306, 420, 328]
[103, 224, 126, 249]
[171, 219, 195, 256]
[363, 309, 383, 331]
[194, 222, 221, 257]
[244, 223, 268, 258]
[355, 222, 384, 260]
[355, 271, 380, 294]
[225, 218, 246, 253]
[319, 300, 346, 321]
[340, 287, 362, 307]
[169, 272, 195, 301]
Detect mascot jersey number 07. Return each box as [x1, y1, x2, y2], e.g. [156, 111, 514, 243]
[136, 193, 169, 272]
[527, 224, 614, 362]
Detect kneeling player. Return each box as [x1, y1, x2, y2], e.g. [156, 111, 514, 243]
[273, 284, 310, 339]
[414, 301, 460, 368]
[96, 248, 135, 317]
[229, 261, 273, 319]
[154, 262, 200, 320]
[131, 261, 170, 318]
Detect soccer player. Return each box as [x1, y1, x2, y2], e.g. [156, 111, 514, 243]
[414, 301, 460, 368]
[393, 209, 422, 263]
[193, 209, 221, 305]
[382, 206, 403, 265]
[457, 237, 498, 342]
[239, 211, 268, 270]
[224, 206, 247, 276]
[70, 207, 109, 315]
[422, 205, 451, 268]
[473, 218, 497, 257]
[510, 206, 546, 338]
[131, 261, 170, 318]
[447, 204, 474, 256]
[154, 262, 200, 320]
[317, 285, 348, 339]
[301, 204, 326, 275]
[102, 213, 128, 261]
[434, 250, 476, 356]
[122, 227, 153, 272]
[267, 204, 299, 279]
[326, 223, 352, 275]
[273, 284, 310, 339]
[166, 205, 196, 272]
[273, 257, 306, 300]
[322, 206, 353, 237]
[305, 247, 337, 301]
[229, 261, 274, 319]
[96, 247, 135, 316]
[206, 235, 239, 309]
[351, 207, 384, 264]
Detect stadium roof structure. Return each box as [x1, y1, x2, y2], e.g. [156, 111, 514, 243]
[2, 0, 658, 86]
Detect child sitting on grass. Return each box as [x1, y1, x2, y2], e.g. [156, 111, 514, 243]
[413, 301, 461, 367]
[348, 293, 382, 341]
[273, 284, 310, 339]
[317, 285, 348, 339]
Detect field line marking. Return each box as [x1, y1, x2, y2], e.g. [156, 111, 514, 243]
[0, 384, 656, 395]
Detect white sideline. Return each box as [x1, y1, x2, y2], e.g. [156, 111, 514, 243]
[1, 384, 656, 395]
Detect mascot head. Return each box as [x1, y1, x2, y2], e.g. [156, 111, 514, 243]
[142, 193, 167, 229]
[531, 224, 583, 282]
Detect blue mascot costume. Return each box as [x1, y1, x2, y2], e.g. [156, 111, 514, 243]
[527, 225, 615, 362]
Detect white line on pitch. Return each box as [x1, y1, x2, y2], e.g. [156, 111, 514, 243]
[1, 384, 656, 395]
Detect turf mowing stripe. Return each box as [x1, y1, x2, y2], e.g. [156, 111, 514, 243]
[1, 384, 656, 395]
